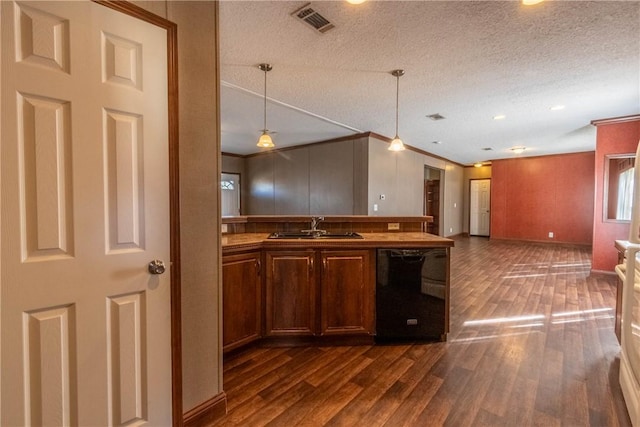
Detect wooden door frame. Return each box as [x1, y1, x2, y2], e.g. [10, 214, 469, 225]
[469, 178, 491, 237]
[92, 1, 182, 424]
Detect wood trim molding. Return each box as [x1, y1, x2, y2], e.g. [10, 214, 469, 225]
[490, 150, 595, 163]
[367, 132, 466, 168]
[221, 151, 245, 158]
[183, 393, 228, 427]
[223, 130, 467, 168]
[92, 1, 183, 424]
[591, 114, 640, 126]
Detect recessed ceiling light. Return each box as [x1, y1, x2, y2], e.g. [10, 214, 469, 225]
[511, 146, 526, 154]
[522, 0, 544, 5]
[474, 162, 483, 168]
[550, 105, 565, 111]
[346, 0, 366, 4]
[493, 114, 506, 120]
[431, 140, 442, 144]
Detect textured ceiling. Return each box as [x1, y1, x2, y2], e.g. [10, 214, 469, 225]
[219, 0, 640, 165]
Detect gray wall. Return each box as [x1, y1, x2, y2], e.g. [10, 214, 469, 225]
[367, 136, 464, 237]
[231, 134, 465, 237]
[241, 137, 369, 215]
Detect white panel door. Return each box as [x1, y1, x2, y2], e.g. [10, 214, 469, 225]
[1, 1, 172, 425]
[470, 179, 491, 236]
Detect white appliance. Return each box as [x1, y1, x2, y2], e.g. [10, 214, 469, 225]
[620, 140, 640, 426]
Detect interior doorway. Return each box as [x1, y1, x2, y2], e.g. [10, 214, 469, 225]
[470, 178, 491, 236]
[424, 167, 443, 235]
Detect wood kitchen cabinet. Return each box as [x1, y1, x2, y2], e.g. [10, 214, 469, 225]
[320, 250, 375, 336]
[265, 250, 317, 336]
[265, 249, 375, 339]
[222, 252, 262, 353]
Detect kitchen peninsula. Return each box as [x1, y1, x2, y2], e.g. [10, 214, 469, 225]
[221, 216, 454, 353]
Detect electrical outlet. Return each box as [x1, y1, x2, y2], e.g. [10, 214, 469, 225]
[387, 222, 400, 230]
[373, 204, 378, 212]
[548, 231, 554, 238]
[221, 224, 228, 233]
[449, 227, 453, 233]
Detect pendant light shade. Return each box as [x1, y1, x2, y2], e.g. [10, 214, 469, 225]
[389, 69, 406, 151]
[257, 63, 274, 148]
[257, 131, 273, 148]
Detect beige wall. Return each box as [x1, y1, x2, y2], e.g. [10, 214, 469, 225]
[367, 136, 464, 237]
[367, 138, 424, 216]
[170, 1, 222, 413]
[134, 0, 223, 416]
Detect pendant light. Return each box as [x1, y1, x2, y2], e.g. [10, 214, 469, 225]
[257, 63, 274, 148]
[388, 69, 406, 151]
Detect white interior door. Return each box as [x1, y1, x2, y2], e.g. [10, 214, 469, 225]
[470, 179, 491, 236]
[1, 1, 172, 425]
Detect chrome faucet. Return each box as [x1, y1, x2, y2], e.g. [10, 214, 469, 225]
[301, 216, 326, 234]
[310, 216, 324, 231]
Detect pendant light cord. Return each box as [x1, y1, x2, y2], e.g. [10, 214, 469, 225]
[263, 67, 268, 131]
[395, 73, 399, 137]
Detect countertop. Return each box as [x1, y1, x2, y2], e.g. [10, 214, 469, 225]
[222, 215, 434, 224]
[222, 232, 454, 254]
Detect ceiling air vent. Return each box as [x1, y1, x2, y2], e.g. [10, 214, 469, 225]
[427, 113, 446, 121]
[292, 3, 335, 34]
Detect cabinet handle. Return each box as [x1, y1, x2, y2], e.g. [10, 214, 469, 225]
[322, 258, 327, 271]
[310, 258, 314, 273]
[256, 259, 261, 275]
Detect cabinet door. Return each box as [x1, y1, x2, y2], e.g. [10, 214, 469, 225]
[320, 250, 375, 335]
[265, 251, 316, 336]
[222, 252, 262, 352]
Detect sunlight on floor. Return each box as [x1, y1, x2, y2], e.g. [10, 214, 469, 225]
[503, 261, 591, 279]
[453, 307, 614, 343]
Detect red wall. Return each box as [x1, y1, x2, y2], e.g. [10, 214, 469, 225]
[491, 152, 595, 245]
[592, 119, 640, 272]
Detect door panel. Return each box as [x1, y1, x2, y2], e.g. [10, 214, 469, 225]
[1, 1, 171, 425]
[470, 179, 491, 236]
[265, 251, 316, 335]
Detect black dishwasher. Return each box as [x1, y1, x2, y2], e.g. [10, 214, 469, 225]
[376, 248, 448, 342]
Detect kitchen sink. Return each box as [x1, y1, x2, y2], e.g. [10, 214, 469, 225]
[268, 231, 363, 239]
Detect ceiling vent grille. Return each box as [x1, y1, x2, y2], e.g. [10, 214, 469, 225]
[292, 3, 335, 33]
[427, 113, 446, 121]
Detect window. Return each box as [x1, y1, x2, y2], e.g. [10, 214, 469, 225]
[616, 167, 634, 221]
[605, 155, 635, 222]
[221, 172, 241, 216]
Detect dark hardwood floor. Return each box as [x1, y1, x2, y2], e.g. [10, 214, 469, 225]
[211, 237, 631, 426]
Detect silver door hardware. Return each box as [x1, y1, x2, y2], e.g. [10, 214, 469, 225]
[148, 260, 166, 275]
